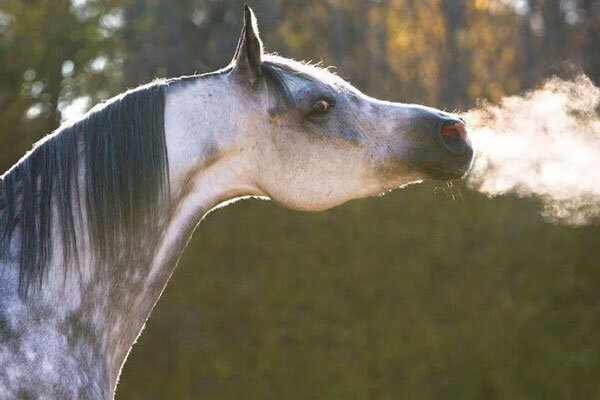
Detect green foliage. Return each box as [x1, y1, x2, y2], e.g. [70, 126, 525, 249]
[1, 1, 600, 398]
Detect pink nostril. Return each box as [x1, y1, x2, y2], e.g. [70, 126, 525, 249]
[441, 122, 467, 141]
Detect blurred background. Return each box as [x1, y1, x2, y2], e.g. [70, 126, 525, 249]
[1, 0, 600, 398]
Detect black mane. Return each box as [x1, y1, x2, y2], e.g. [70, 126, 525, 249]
[0, 82, 170, 296]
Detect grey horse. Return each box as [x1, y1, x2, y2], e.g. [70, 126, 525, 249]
[0, 6, 473, 399]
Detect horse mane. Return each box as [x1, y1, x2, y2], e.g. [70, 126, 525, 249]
[0, 81, 170, 296]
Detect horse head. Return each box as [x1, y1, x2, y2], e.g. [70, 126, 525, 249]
[167, 6, 473, 212]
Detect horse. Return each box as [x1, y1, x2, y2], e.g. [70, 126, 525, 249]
[0, 6, 473, 399]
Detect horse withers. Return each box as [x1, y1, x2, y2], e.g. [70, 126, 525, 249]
[0, 6, 473, 399]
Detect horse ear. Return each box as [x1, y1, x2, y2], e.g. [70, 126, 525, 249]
[231, 5, 263, 84]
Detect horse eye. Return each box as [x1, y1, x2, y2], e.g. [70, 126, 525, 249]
[310, 99, 333, 116]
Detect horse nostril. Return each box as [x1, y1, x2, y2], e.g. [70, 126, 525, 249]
[440, 120, 469, 155]
[441, 121, 467, 141]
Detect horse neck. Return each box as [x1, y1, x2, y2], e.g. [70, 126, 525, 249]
[96, 80, 254, 391]
[99, 76, 259, 386]
[5, 75, 260, 395]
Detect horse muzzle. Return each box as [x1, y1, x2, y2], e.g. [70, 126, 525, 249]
[394, 107, 474, 180]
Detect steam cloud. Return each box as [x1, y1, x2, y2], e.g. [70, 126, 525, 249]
[464, 75, 600, 226]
